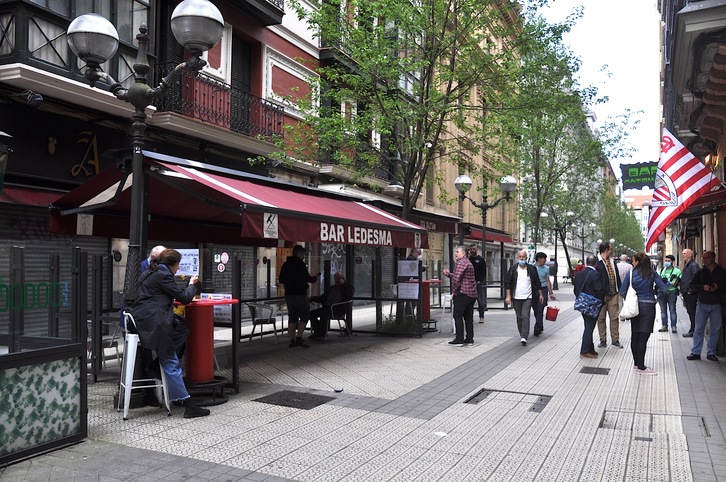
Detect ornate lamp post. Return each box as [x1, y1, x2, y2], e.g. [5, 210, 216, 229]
[454, 175, 516, 300]
[573, 222, 596, 263]
[67, 2, 224, 303]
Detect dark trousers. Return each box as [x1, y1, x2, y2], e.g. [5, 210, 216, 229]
[580, 314, 597, 354]
[453, 294, 476, 342]
[682, 293, 698, 333]
[475, 282, 486, 318]
[533, 294, 547, 334]
[631, 331, 651, 370]
[309, 307, 329, 337]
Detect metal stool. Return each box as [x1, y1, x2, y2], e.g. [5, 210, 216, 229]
[118, 312, 171, 420]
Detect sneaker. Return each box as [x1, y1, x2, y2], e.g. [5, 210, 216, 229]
[580, 353, 597, 359]
[635, 367, 657, 375]
[686, 354, 701, 361]
[658, 326, 668, 332]
[463, 340, 474, 346]
[707, 354, 719, 362]
[478, 317, 485, 324]
[448, 340, 464, 347]
[183, 403, 211, 419]
[682, 332, 694, 338]
[589, 351, 599, 357]
[612, 341, 624, 348]
[533, 331, 542, 337]
[295, 338, 310, 348]
[598, 341, 607, 348]
[671, 328, 677, 333]
[521, 338, 527, 346]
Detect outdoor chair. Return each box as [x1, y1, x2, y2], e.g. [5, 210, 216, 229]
[245, 302, 279, 343]
[328, 299, 353, 338]
[440, 294, 454, 333]
[117, 312, 171, 420]
[86, 319, 122, 370]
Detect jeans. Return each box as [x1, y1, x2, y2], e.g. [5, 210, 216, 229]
[580, 314, 597, 354]
[159, 352, 190, 401]
[513, 298, 533, 339]
[475, 282, 487, 318]
[659, 290, 678, 328]
[682, 293, 698, 333]
[691, 303, 722, 356]
[631, 331, 651, 370]
[533, 294, 547, 334]
[452, 294, 475, 342]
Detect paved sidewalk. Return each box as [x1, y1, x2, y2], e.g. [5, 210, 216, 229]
[3, 284, 726, 481]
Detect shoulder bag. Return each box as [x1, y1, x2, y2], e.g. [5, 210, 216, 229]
[574, 271, 604, 318]
[620, 271, 639, 319]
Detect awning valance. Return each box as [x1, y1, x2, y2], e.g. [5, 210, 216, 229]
[50, 151, 428, 248]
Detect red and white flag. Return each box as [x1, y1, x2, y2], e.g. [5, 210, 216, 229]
[646, 128, 721, 250]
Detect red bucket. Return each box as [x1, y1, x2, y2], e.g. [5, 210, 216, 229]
[545, 302, 560, 322]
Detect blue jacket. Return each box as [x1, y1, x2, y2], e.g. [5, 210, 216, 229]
[619, 269, 668, 303]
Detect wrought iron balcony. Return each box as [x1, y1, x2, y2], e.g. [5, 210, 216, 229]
[152, 63, 284, 143]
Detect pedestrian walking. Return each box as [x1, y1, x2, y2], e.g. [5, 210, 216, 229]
[504, 249, 543, 346]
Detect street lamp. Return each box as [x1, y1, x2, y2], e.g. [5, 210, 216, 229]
[454, 174, 517, 247]
[573, 222, 596, 263]
[67, 2, 224, 303]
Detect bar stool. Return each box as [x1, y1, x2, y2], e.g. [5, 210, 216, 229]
[118, 312, 171, 420]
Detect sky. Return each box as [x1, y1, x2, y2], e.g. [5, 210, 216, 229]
[541, 0, 662, 187]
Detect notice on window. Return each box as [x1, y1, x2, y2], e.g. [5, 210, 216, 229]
[398, 260, 420, 277]
[177, 249, 199, 276]
[397, 283, 419, 300]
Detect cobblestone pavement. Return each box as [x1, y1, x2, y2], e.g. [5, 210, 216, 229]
[3, 284, 726, 481]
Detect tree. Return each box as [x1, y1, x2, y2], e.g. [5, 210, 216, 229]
[274, 0, 525, 219]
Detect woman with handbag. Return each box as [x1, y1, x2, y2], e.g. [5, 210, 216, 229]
[619, 252, 669, 375]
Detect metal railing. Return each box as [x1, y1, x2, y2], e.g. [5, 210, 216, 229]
[152, 63, 284, 142]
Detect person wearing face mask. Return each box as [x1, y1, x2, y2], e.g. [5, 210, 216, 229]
[504, 250, 543, 346]
[657, 254, 681, 333]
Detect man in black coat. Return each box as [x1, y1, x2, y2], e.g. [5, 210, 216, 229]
[468, 244, 487, 323]
[308, 273, 355, 339]
[680, 248, 700, 338]
[279, 245, 320, 348]
[595, 241, 623, 348]
[574, 255, 606, 358]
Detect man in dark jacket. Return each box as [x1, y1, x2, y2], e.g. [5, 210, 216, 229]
[680, 248, 700, 338]
[468, 244, 487, 323]
[574, 255, 605, 358]
[308, 272, 355, 339]
[687, 251, 726, 362]
[504, 250, 543, 346]
[595, 241, 623, 349]
[279, 245, 320, 348]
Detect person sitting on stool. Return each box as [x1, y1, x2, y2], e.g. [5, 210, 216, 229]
[309, 273, 355, 339]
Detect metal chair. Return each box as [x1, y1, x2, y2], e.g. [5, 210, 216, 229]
[87, 319, 121, 370]
[245, 303, 279, 343]
[328, 300, 354, 338]
[118, 312, 171, 420]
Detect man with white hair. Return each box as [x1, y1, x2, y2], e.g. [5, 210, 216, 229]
[142, 245, 166, 273]
[616, 254, 633, 281]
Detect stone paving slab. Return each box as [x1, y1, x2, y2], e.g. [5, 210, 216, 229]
[3, 285, 726, 481]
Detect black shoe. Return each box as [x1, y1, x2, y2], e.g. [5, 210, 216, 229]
[707, 354, 719, 362]
[172, 400, 184, 407]
[682, 332, 693, 338]
[463, 340, 474, 346]
[672, 328, 677, 333]
[598, 341, 607, 348]
[448, 340, 464, 346]
[295, 338, 310, 348]
[612, 341, 623, 348]
[183, 403, 210, 419]
[658, 327, 668, 332]
[686, 354, 701, 361]
[533, 331, 542, 337]
[289, 340, 297, 348]
[589, 351, 598, 356]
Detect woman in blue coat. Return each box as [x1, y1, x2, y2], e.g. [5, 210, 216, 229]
[619, 252, 668, 375]
[131, 249, 208, 418]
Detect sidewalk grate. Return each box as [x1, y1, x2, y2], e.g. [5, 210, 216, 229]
[253, 390, 335, 410]
[465, 388, 552, 413]
[580, 367, 610, 375]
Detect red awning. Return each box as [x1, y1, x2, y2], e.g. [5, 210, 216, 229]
[1, 186, 63, 206]
[467, 226, 513, 244]
[50, 151, 428, 248]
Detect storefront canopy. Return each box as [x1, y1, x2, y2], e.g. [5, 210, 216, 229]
[50, 151, 428, 248]
[676, 184, 726, 219]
